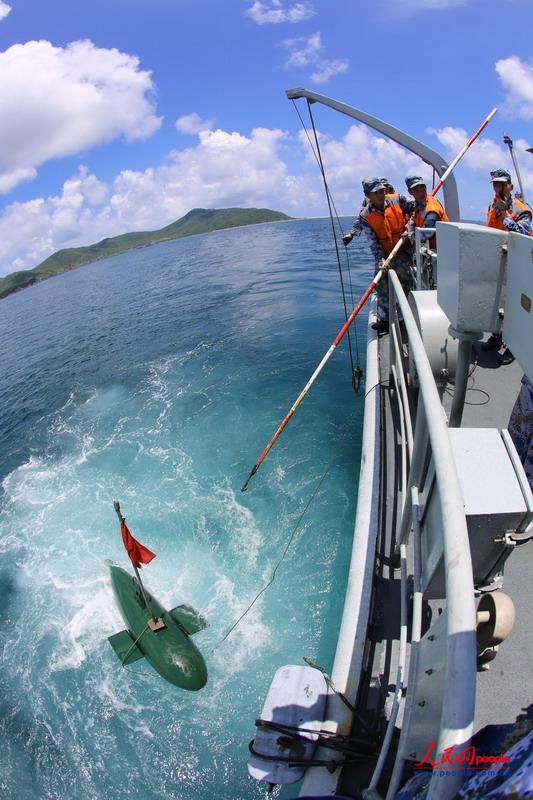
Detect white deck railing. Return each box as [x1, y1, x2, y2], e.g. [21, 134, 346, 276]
[382, 269, 477, 800]
[300, 270, 477, 800]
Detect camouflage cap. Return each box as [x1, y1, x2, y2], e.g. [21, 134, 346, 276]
[362, 176, 386, 194]
[405, 175, 426, 190]
[490, 169, 512, 183]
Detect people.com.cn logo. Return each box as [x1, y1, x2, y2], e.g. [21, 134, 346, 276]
[414, 741, 511, 771]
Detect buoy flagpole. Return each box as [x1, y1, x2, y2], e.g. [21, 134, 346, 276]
[113, 500, 162, 628]
[241, 106, 498, 493]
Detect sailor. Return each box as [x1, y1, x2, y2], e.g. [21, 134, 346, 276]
[342, 177, 414, 332]
[351, 178, 395, 225]
[485, 168, 532, 236]
[483, 169, 532, 354]
[380, 178, 396, 196]
[405, 175, 449, 249]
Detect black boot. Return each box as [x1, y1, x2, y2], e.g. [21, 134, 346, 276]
[499, 348, 515, 365]
[371, 319, 389, 333]
[482, 333, 503, 351]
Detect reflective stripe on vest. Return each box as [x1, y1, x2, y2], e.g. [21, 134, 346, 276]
[486, 196, 533, 236]
[362, 197, 409, 257]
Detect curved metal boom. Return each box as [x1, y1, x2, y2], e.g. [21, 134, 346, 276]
[286, 87, 460, 220]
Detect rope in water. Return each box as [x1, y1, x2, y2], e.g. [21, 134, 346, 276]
[214, 409, 358, 651]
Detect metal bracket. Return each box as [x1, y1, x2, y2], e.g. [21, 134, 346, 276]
[148, 617, 166, 632]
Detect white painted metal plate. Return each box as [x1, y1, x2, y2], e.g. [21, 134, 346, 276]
[437, 222, 507, 334]
[424, 429, 527, 594]
[408, 290, 458, 385]
[419, 475, 445, 597]
[400, 609, 448, 761]
[449, 428, 526, 518]
[248, 664, 327, 784]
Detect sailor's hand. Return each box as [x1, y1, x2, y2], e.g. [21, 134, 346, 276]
[493, 198, 507, 213]
[342, 234, 352, 246]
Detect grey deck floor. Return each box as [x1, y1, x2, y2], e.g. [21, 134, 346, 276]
[442, 340, 533, 735]
[442, 339, 523, 429]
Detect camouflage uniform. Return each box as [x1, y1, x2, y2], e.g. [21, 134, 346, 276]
[483, 169, 532, 353]
[346, 191, 415, 321]
[486, 168, 532, 237]
[508, 374, 533, 491]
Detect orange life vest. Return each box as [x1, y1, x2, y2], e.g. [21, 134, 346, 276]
[362, 197, 410, 257]
[414, 195, 449, 249]
[486, 196, 533, 236]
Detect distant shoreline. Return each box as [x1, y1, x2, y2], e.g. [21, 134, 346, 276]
[0, 207, 294, 301]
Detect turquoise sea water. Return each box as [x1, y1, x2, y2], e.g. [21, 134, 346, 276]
[0, 219, 372, 800]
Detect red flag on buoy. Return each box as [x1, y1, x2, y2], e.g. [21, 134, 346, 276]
[120, 520, 156, 568]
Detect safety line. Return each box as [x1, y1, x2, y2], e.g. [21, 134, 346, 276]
[215, 409, 358, 650]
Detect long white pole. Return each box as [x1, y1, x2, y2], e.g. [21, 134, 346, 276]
[432, 107, 498, 196]
[241, 106, 498, 492]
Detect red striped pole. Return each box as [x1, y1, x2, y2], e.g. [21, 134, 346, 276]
[241, 279, 376, 491]
[431, 107, 497, 197]
[241, 107, 497, 492]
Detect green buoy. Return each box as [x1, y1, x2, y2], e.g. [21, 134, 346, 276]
[107, 501, 208, 691]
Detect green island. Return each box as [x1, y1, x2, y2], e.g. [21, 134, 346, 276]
[0, 207, 293, 300]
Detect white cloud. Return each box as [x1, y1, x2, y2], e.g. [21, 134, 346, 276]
[429, 125, 533, 197]
[0, 167, 37, 194]
[284, 31, 322, 67]
[109, 127, 303, 230]
[0, 39, 161, 192]
[496, 56, 533, 120]
[246, 1, 315, 24]
[429, 126, 506, 174]
[0, 127, 321, 276]
[0, 120, 451, 277]
[283, 32, 348, 84]
[305, 124, 434, 206]
[175, 112, 216, 135]
[310, 59, 348, 85]
[7, 117, 522, 279]
[383, 0, 466, 15]
[0, 166, 113, 273]
[72, 165, 109, 206]
[0, 2, 11, 22]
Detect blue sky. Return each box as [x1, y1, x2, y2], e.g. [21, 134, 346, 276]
[0, 0, 532, 276]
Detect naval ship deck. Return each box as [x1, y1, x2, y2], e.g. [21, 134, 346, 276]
[338, 332, 532, 799]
